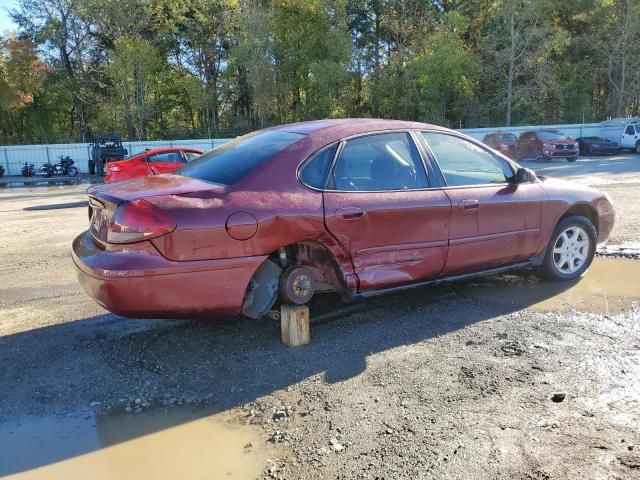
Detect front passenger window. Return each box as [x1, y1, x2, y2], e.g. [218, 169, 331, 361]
[421, 132, 515, 186]
[332, 132, 428, 191]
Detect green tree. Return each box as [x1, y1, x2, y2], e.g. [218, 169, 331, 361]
[0, 34, 50, 142]
[106, 36, 164, 140]
[411, 12, 481, 126]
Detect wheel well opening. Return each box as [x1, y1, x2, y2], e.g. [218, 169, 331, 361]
[563, 204, 598, 233]
[270, 241, 347, 293]
[241, 241, 348, 319]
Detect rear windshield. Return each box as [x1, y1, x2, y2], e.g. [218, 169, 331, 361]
[495, 133, 517, 141]
[538, 131, 569, 140]
[177, 130, 305, 185]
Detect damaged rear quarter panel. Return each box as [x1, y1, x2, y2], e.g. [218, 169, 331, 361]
[149, 136, 358, 289]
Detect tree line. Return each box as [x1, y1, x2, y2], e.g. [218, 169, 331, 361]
[0, 0, 639, 144]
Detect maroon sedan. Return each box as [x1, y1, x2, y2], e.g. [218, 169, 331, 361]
[73, 119, 615, 319]
[516, 130, 579, 162]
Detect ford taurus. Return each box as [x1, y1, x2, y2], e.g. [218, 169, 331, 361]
[72, 119, 615, 319]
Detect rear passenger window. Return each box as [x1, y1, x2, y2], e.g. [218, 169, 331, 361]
[421, 132, 514, 186]
[299, 144, 337, 189]
[331, 132, 428, 191]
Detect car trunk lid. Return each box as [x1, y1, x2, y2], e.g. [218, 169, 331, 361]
[87, 174, 225, 246]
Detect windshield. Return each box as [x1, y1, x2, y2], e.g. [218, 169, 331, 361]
[538, 131, 569, 140]
[177, 130, 305, 185]
[495, 133, 517, 141]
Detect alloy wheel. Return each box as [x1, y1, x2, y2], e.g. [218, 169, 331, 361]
[552, 226, 590, 275]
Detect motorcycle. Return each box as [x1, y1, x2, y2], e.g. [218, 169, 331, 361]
[22, 162, 35, 177]
[38, 155, 79, 177]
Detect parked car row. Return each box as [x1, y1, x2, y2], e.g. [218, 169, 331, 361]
[482, 129, 623, 162]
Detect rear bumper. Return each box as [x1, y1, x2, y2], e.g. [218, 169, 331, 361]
[72, 230, 267, 318]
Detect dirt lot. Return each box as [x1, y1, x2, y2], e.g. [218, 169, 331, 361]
[1, 153, 639, 479]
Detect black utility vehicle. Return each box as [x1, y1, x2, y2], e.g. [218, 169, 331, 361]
[90, 135, 128, 176]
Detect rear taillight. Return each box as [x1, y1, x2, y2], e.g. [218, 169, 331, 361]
[110, 165, 121, 172]
[107, 199, 176, 244]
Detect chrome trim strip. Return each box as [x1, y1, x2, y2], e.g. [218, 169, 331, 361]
[449, 228, 541, 246]
[356, 239, 449, 255]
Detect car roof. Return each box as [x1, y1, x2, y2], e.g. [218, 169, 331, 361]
[143, 147, 203, 154]
[269, 118, 450, 142]
[126, 147, 203, 158]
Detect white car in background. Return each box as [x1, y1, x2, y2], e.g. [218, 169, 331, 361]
[600, 118, 640, 153]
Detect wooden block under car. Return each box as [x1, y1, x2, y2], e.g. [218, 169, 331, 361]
[281, 305, 310, 347]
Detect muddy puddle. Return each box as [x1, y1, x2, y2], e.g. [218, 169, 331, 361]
[459, 257, 640, 314]
[0, 408, 271, 479]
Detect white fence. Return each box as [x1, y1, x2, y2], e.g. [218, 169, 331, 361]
[0, 139, 230, 176]
[0, 121, 607, 176]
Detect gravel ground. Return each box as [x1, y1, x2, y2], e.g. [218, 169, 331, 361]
[1, 153, 639, 479]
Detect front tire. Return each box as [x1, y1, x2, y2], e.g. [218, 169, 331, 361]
[636, 141, 640, 154]
[67, 166, 79, 177]
[541, 215, 596, 281]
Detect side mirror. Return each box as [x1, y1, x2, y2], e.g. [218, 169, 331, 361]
[516, 167, 536, 183]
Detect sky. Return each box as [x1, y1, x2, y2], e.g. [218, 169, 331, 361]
[0, 0, 19, 34]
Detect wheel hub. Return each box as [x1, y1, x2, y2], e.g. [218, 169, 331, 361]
[280, 266, 315, 305]
[552, 226, 590, 274]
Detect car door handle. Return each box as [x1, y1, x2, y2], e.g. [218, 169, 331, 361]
[337, 207, 365, 220]
[459, 199, 480, 211]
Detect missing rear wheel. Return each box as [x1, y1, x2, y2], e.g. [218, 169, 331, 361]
[280, 266, 316, 305]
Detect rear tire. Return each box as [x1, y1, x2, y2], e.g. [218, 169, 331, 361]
[541, 215, 596, 281]
[535, 150, 544, 162]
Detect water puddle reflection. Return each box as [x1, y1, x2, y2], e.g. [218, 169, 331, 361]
[459, 257, 640, 314]
[1, 408, 270, 479]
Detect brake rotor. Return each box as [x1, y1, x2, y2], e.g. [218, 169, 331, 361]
[280, 266, 315, 305]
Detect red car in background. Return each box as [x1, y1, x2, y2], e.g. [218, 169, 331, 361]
[73, 119, 615, 320]
[515, 130, 579, 162]
[105, 147, 203, 183]
[482, 131, 517, 158]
